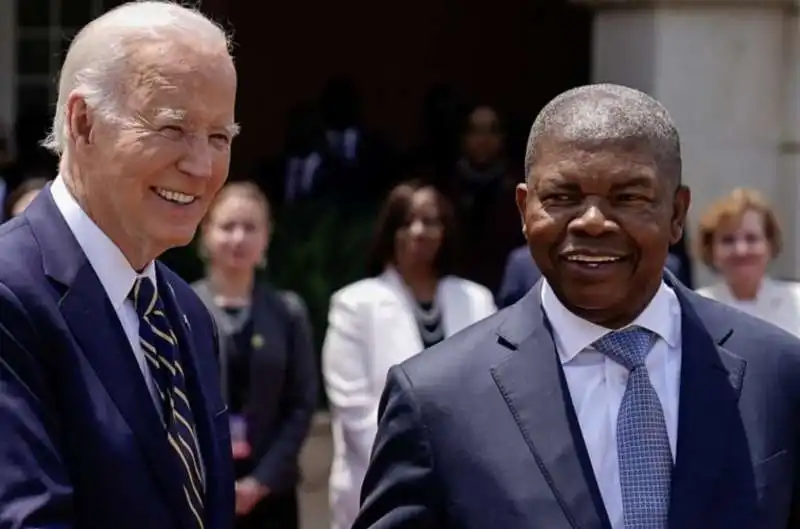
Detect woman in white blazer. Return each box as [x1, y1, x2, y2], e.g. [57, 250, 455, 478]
[696, 187, 800, 336]
[322, 180, 496, 529]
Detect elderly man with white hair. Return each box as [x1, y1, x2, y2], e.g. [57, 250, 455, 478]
[0, 2, 239, 529]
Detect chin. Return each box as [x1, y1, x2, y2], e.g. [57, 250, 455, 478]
[563, 283, 628, 309]
[158, 229, 198, 251]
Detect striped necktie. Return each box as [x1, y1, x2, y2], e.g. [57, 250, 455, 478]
[130, 276, 205, 529]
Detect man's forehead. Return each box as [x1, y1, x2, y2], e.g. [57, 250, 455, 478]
[533, 144, 659, 181]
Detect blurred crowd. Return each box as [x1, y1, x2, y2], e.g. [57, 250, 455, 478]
[2, 76, 796, 529]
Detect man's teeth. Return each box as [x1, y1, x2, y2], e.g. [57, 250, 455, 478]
[155, 188, 196, 204]
[566, 255, 621, 263]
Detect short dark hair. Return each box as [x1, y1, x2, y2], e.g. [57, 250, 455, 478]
[366, 179, 459, 277]
[525, 83, 682, 186]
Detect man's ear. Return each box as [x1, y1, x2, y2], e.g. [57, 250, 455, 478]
[515, 182, 529, 234]
[66, 93, 94, 150]
[670, 185, 691, 244]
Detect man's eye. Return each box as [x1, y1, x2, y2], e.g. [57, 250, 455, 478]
[543, 194, 575, 203]
[160, 126, 183, 138]
[616, 193, 648, 203]
[210, 133, 231, 145]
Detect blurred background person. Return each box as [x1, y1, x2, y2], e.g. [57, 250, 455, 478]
[667, 233, 694, 289]
[321, 179, 496, 529]
[258, 102, 333, 209]
[193, 181, 318, 529]
[696, 187, 800, 336]
[442, 104, 525, 293]
[496, 245, 541, 309]
[3, 177, 48, 220]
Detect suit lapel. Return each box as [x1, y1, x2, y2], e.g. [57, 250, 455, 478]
[27, 189, 203, 529]
[489, 276, 749, 529]
[59, 265, 196, 529]
[492, 285, 608, 529]
[158, 267, 222, 518]
[668, 281, 746, 529]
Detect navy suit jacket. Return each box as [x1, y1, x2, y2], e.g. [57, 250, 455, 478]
[0, 188, 234, 529]
[354, 275, 800, 529]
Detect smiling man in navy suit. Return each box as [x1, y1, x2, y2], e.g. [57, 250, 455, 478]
[353, 84, 800, 529]
[0, 2, 238, 528]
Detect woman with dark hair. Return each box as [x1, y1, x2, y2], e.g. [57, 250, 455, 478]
[321, 180, 496, 529]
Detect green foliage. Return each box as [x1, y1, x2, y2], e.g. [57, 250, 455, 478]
[266, 199, 378, 351]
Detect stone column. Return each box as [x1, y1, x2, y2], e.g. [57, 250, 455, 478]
[779, 6, 800, 278]
[573, 0, 798, 286]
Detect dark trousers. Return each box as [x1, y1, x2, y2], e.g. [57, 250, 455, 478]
[234, 489, 299, 529]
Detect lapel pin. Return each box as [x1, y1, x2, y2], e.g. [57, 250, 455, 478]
[251, 333, 264, 349]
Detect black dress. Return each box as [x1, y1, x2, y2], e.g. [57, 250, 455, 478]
[220, 306, 300, 529]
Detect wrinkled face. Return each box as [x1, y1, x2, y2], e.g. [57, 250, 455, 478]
[712, 209, 771, 289]
[394, 188, 445, 269]
[68, 38, 237, 267]
[203, 194, 270, 273]
[516, 138, 689, 328]
[463, 106, 503, 166]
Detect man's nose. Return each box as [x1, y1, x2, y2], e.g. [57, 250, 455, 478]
[178, 136, 213, 179]
[568, 202, 615, 237]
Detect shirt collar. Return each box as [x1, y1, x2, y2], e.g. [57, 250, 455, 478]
[541, 277, 681, 365]
[50, 175, 157, 310]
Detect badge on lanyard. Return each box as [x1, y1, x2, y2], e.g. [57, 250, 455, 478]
[230, 414, 251, 460]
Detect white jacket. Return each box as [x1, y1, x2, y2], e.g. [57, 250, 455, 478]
[321, 268, 496, 529]
[697, 278, 800, 337]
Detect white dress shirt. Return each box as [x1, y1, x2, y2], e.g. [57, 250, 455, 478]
[50, 176, 160, 410]
[541, 280, 682, 529]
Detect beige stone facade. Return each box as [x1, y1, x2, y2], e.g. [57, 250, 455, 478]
[574, 0, 800, 286]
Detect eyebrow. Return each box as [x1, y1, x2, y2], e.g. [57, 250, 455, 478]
[152, 107, 240, 137]
[609, 176, 657, 189]
[153, 108, 187, 122]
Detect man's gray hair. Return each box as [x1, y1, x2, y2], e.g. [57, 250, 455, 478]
[524, 83, 682, 185]
[41, 0, 233, 156]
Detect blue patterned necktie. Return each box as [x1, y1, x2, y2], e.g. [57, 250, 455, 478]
[130, 277, 205, 529]
[592, 326, 672, 529]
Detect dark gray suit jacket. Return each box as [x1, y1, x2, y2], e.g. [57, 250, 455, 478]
[353, 275, 800, 529]
[193, 280, 318, 492]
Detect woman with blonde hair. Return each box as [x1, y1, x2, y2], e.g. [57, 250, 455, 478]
[696, 187, 800, 336]
[192, 181, 317, 529]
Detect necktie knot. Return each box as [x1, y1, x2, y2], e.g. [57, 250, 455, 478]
[130, 276, 158, 319]
[592, 325, 656, 370]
